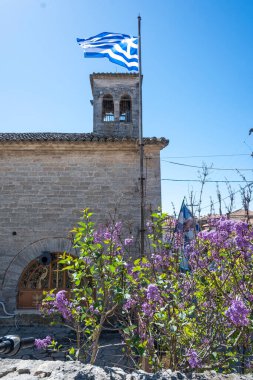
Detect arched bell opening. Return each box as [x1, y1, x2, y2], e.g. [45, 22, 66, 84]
[17, 252, 71, 309]
[102, 94, 114, 122]
[119, 94, 131, 122]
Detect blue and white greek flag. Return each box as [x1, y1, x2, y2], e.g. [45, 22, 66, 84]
[77, 32, 138, 72]
[175, 201, 200, 272]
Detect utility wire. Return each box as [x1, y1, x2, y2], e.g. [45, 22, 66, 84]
[161, 153, 251, 159]
[201, 182, 253, 211]
[161, 160, 253, 171]
[161, 179, 251, 183]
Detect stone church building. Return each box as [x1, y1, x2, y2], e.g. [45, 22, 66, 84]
[0, 73, 168, 313]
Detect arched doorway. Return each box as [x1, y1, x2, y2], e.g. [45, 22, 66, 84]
[17, 252, 71, 309]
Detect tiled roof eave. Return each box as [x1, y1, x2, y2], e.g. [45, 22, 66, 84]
[0, 133, 169, 148]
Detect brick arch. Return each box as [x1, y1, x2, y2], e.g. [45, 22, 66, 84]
[1, 237, 75, 309]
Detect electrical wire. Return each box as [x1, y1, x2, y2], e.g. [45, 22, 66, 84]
[161, 179, 252, 183]
[161, 153, 251, 159]
[201, 182, 253, 211]
[161, 160, 253, 171]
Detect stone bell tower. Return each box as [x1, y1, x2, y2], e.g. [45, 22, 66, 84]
[90, 73, 140, 138]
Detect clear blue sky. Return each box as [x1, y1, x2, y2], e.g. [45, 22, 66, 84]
[1, 0, 253, 215]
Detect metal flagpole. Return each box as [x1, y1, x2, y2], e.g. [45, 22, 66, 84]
[138, 15, 145, 257]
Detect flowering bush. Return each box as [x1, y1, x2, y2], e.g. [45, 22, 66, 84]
[121, 211, 197, 371]
[225, 299, 250, 327]
[41, 209, 130, 362]
[40, 210, 253, 373]
[186, 217, 253, 372]
[121, 214, 253, 373]
[34, 336, 52, 350]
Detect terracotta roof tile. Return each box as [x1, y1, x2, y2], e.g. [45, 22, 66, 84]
[0, 133, 169, 147]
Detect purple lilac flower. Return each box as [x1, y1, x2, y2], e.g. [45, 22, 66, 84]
[88, 305, 100, 315]
[245, 360, 253, 369]
[151, 254, 163, 266]
[182, 278, 192, 293]
[186, 349, 201, 369]
[82, 257, 92, 265]
[104, 231, 112, 240]
[40, 293, 57, 316]
[94, 222, 122, 247]
[141, 260, 151, 269]
[146, 221, 154, 233]
[248, 294, 253, 302]
[54, 290, 72, 320]
[197, 218, 252, 257]
[93, 229, 102, 243]
[115, 221, 122, 233]
[123, 298, 137, 310]
[42, 302, 55, 315]
[142, 302, 154, 318]
[225, 299, 250, 327]
[96, 224, 123, 254]
[140, 331, 147, 340]
[34, 336, 52, 350]
[124, 237, 134, 246]
[125, 262, 133, 273]
[146, 284, 161, 302]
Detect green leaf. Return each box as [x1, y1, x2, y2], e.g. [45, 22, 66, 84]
[212, 352, 218, 359]
[108, 264, 116, 273]
[69, 347, 75, 355]
[183, 325, 194, 337]
[178, 312, 186, 320]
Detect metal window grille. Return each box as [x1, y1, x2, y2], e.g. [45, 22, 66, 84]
[17, 253, 71, 309]
[102, 95, 114, 122]
[120, 96, 131, 122]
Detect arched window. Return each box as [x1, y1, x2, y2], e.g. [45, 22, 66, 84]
[17, 253, 71, 309]
[120, 95, 131, 122]
[102, 94, 114, 122]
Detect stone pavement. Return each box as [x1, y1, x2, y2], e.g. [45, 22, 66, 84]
[0, 324, 132, 370]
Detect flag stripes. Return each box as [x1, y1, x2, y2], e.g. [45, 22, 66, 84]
[77, 32, 138, 71]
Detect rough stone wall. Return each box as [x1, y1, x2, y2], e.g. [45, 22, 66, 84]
[91, 75, 139, 138]
[0, 359, 252, 380]
[0, 141, 162, 309]
[0, 326, 250, 379]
